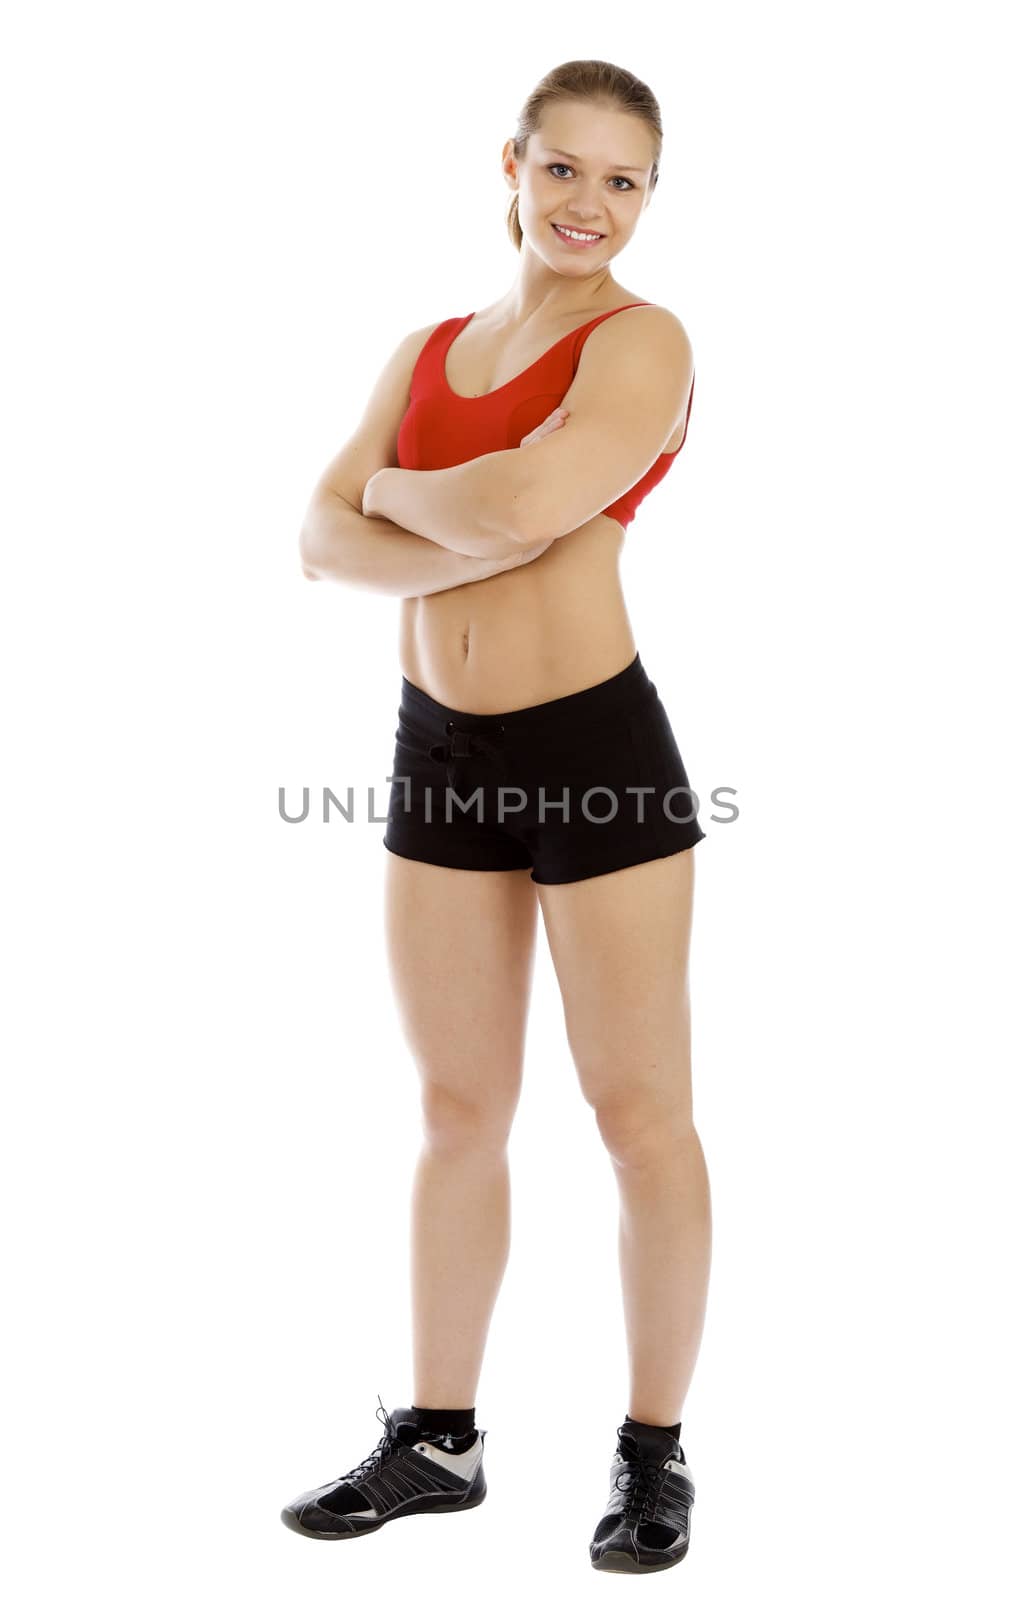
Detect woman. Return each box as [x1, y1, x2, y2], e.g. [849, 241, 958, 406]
[283, 60, 711, 1575]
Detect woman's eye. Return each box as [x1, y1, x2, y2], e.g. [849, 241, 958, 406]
[546, 163, 634, 191]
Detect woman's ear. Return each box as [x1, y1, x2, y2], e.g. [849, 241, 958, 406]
[501, 139, 518, 191]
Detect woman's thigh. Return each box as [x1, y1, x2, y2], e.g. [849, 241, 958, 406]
[535, 849, 697, 1128]
[384, 854, 539, 1129]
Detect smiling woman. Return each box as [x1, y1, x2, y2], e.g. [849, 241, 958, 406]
[288, 59, 712, 1577]
[550, 219, 607, 244]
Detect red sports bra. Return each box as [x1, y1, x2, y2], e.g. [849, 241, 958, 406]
[396, 301, 694, 531]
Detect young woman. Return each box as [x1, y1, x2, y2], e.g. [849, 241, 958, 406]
[283, 60, 711, 1575]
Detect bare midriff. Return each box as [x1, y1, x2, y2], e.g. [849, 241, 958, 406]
[398, 511, 633, 711]
[397, 298, 685, 713]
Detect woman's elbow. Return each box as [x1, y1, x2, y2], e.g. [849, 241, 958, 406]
[299, 532, 324, 580]
[510, 490, 563, 546]
[299, 508, 335, 581]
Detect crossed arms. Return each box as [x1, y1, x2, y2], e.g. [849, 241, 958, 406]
[299, 306, 692, 593]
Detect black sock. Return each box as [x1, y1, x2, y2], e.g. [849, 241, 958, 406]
[625, 1412, 681, 1442]
[412, 1405, 477, 1436]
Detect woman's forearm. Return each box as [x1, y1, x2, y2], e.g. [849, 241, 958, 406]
[299, 488, 504, 598]
[362, 451, 527, 558]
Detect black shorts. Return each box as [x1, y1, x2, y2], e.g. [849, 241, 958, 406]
[383, 652, 706, 885]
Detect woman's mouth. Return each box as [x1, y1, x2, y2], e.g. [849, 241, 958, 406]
[551, 222, 605, 249]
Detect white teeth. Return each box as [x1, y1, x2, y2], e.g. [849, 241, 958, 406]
[555, 225, 601, 242]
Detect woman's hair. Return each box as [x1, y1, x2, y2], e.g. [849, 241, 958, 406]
[506, 60, 662, 252]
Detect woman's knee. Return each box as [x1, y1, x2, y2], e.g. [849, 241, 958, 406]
[418, 1078, 517, 1152]
[592, 1088, 695, 1166]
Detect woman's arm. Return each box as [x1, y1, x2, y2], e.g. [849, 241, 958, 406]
[298, 309, 566, 592]
[361, 408, 570, 557]
[300, 490, 550, 598]
[361, 457, 522, 557]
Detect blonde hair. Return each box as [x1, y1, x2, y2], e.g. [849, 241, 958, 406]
[506, 59, 662, 251]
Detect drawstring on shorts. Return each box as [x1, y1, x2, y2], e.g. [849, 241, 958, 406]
[427, 719, 508, 790]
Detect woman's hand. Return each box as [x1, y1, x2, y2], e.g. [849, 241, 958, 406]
[361, 468, 388, 519]
[519, 406, 568, 449]
[361, 408, 568, 583]
[362, 408, 566, 520]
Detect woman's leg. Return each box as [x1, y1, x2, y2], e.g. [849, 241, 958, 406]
[536, 848, 710, 1425]
[384, 854, 539, 1409]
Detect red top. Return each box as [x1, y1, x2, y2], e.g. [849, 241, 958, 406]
[396, 301, 694, 531]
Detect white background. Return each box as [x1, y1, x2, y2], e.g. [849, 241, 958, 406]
[2, 1, 1005, 1593]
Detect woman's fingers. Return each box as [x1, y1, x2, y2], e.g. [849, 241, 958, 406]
[519, 407, 569, 447]
[482, 533, 555, 576]
[534, 407, 568, 434]
[519, 536, 555, 562]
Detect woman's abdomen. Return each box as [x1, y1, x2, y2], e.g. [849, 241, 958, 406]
[397, 519, 638, 712]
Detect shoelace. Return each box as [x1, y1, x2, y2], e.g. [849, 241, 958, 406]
[343, 1392, 400, 1482]
[615, 1449, 678, 1524]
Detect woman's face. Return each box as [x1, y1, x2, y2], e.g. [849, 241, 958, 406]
[505, 101, 655, 269]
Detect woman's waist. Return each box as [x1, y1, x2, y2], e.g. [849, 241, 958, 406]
[397, 642, 656, 736]
[397, 533, 637, 710]
[398, 607, 638, 714]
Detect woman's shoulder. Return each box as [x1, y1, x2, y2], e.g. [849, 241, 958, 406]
[588, 299, 691, 358]
[399, 314, 460, 353]
[376, 315, 466, 387]
[606, 297, 686, 331]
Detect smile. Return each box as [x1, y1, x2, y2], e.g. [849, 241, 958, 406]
[551, 222, 604, 247]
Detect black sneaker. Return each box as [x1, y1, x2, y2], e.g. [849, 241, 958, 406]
[281, 1395, 488, 1540]
[588, 1418, 695, 1572]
